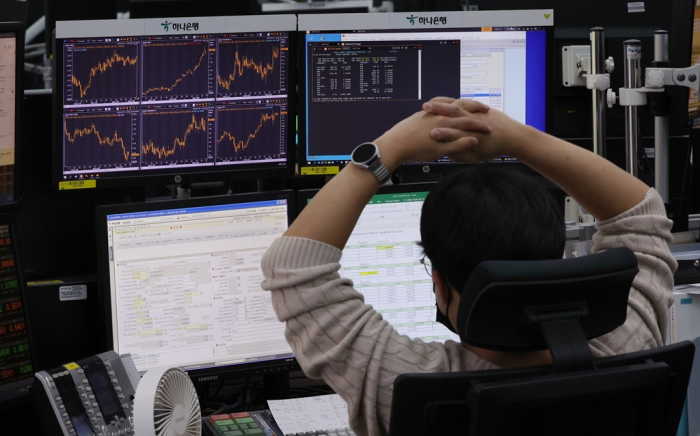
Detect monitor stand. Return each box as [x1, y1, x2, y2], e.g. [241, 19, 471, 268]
[264, 372, 290, 400]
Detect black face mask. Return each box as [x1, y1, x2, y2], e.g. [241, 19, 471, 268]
[434, 283, 457, 334]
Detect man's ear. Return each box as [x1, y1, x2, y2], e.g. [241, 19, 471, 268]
[432, 269, 450, 314]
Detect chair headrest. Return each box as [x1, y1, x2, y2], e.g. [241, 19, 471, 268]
[456, 246, 639, 351]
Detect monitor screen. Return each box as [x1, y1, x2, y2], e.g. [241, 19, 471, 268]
[0, 221, 35, 405]
[299, 184, 460, 343]
[98, 192, 296, 376]
[54, 15, 296, 189]
[473, 0, 694, 140]
[689, 1, 700, 126]
[0, 24, 20, 208]
[297, 11, 552, 174]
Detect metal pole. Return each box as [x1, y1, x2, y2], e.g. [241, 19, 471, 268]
[653, 30, 670, 202]
[590, 28, 606, 157]
[623, 40, 642, 177]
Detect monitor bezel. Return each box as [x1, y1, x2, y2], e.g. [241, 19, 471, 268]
[296, 11, 554, 176]
[0, 22, 23, 212]
[95, 190, 300, 381]
[0, 215, 38, 409]
[52, 15, 298, 190]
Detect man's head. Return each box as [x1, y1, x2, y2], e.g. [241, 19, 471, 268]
[420, 166, 565, 336]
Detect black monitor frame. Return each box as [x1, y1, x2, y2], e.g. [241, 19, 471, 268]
[95, 190, 300, 383]
[0, 215, 38, 410]
[52, 15, 298, 190]
[0, 22, 23, 212]
[296, 11, 554, 177]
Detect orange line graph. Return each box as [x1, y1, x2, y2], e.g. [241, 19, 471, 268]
[143, 45, 208, 96]
[64, 121, 131, 161]
[217, 44, 280, 91]
[142, 114, 207, 159]
[217, 111, 278, 153]
[72, 50, 138, 99]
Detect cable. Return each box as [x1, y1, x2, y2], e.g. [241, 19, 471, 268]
[213, 379, 226, 399]
[678, 131, 694, 226]
[639, 146, 655, 188]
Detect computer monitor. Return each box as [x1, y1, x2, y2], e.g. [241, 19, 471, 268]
[472, 0, 695, 139]
[0, 218, 36, 408]
[96, 191, 298, 381]
[297, 10, 552, 177]
[298, 183, 461, 343]
[0, 22, 22, 210]
[688, 1, 700, 127]
[0, 1, 29, 24]
[53, 15, 296, 190]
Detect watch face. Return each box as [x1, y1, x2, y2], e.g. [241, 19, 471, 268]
[353, 143, 377, 164]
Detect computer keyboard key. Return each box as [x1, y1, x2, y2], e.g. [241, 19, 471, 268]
[242, 429, 263, 435]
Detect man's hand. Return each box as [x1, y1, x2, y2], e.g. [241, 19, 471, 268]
[373, 99, 492, 170]
[423, 98, 531, 162]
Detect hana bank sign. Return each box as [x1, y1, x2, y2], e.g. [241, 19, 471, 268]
[406, 15, 448, 26]
[160, 21, 200, 32]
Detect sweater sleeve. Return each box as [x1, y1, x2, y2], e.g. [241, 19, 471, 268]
[588, 188, 677, 357]
[260, 237, 496, 436]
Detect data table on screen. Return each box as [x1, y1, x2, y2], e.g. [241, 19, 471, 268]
[338, 192, 460, 343]
[107, 201, 293, 372]
[0, 34, 16, 201]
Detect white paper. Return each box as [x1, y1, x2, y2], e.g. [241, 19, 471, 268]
[59, 285, 88, 301]
[268, 394, 350, 434]
[627, 2, 645, 13]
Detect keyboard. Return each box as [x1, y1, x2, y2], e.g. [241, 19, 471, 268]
[209, 412, 269, 435]
[207, 411, 357, 436]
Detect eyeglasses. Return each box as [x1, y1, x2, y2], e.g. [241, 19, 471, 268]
[420, 256, 432, 277]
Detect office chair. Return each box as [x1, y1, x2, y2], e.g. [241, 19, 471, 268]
[389, 247, 695, 436]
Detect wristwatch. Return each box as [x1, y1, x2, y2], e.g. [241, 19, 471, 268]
[350, 142, 391, 185]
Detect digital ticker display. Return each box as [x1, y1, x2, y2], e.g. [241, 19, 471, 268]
[0, 224, 33, 388]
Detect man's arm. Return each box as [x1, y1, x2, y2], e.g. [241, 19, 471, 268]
[423, 100, 649, 221]
[284, 101, 491, 249]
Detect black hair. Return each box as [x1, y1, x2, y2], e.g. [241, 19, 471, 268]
[420, 166, 565, 294]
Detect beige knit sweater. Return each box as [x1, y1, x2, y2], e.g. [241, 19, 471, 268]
[260, 188, 677, 436]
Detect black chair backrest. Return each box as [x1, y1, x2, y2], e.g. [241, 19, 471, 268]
[389, 342, 695, 436]
[456, 246, 639, 351]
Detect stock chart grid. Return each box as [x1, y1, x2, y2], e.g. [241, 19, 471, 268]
[141, 108, 214, 167]
[216, 104, 285, 163]
[60, 33, 289, 180]
[217, 38, 284, 98]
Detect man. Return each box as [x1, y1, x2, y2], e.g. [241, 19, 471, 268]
[261, 99, 676, 436]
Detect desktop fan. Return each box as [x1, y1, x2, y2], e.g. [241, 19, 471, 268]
[133, 367, 202, 436]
